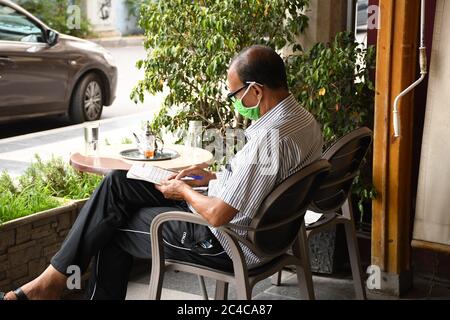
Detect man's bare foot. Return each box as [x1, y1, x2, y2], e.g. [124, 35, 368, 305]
[4, 265, 67, 300]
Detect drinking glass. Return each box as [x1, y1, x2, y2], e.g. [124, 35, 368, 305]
[184, 120, 203, 165]
[84, 122, 100, 157]
[139, 135, 156, 159]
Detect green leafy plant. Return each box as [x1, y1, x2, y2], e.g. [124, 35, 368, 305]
[132, 1, 375, 220]
[287, 32, 375, 146]
[19, 155, 102, 200]
[0, 171, 61, 224]
[0, 155, 103, 224]
[13, 0, 92, 38]
[131, 0, 309, 134]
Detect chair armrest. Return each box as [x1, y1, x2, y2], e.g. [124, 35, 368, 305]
[150, 211, 242, 249]
[150, 211, 304, 261]
[149, 211, 249, 275]
[150, 211, 211, 232]
[150, 211, 250, 250]
[224, 209, 307, 232]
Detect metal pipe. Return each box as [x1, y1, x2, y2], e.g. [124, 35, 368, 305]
[347, 0, 354, 32]
[420, 0, 426, 48]
[393, 0, 427, 138]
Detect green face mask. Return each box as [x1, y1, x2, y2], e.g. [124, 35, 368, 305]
[233, 99, 260, 120]
[232, 83, 262, 121]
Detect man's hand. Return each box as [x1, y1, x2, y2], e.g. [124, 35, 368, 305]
[168, 165, 216, 187]
[157, 173, 239, 227]
[155, 179, 189, 201]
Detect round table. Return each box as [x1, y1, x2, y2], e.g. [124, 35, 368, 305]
[70, 144, 214, 175]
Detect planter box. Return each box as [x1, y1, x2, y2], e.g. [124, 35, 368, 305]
[0, 199, 88, 292]
[309, 227, 338, 274]
[309, 225, 350, 274]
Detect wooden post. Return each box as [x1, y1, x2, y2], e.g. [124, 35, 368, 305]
[371, 0, 420, 296]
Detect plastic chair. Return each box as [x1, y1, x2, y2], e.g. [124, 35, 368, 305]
[272, 127, 373, 300]
[147, 160, 330, 300]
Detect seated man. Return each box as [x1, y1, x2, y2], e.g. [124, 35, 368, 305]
[1, 45, 323, 300]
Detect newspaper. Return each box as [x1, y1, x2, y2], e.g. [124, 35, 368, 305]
[126, 164, 174, 185]
[126, 164, 209, 194]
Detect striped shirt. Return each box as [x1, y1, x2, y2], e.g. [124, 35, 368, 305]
[207, 94, 323, 268]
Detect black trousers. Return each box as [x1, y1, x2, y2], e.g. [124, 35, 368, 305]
[50, 170, 233, 300]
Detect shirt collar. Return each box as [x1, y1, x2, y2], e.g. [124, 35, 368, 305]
[245, 94, 296, 139]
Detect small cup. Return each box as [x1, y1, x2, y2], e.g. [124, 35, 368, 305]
[139, 136, 156, 159]
[84, 122, 100, 157]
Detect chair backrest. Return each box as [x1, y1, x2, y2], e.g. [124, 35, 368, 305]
[247, 159, 330, 257]
[310, 127, 373, 214]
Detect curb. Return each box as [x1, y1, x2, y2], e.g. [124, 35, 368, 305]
[88, 36, 145, 48]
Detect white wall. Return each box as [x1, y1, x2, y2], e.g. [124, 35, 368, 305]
[413, 0, 450, 246]
[85, 0, 116, 32]
[84, 0, 140, 36]
[115, 0, 140, 35]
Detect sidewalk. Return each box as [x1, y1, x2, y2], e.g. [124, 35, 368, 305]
[87, 35, 145, 48]
[0, 112, 154, 177]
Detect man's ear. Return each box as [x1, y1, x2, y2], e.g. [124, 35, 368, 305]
[253, 84, 263, 99]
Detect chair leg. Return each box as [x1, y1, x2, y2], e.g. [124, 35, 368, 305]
[235, 280, 252, 300]
[342, 200, 367, 300]
[234, 270, 252, 300]
[214, 281, 229, 300]
[293, 224, 315, 300]
[271, 271, 282, 286]
[148, 262, 164, 300]
[198, 276, 209, 300]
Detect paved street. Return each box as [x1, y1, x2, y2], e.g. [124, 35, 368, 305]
[0, 45, 164, 176]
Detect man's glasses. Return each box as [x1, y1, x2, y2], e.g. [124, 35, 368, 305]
[227, 83, 250, 101]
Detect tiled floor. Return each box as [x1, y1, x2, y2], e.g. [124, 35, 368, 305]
[125, 261, 450, 300]
[126, 266, 296, 300]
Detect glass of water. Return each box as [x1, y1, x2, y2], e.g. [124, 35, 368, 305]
[84, 122, 100, 156]
[185, 120, 203, 148]
[184, 120, 203, 165]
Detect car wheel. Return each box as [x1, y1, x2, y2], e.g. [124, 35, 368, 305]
[70, 73, 104, 123]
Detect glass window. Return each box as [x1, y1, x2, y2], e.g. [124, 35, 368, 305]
[0, 4, 44, 43]
[355, 0, 369, 48]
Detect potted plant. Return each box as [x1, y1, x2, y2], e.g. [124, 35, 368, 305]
[131, 0, 309, 134]
[0, 155, 101, 292]
[131, 0, 375, 274]
[287, 32, 376, 273]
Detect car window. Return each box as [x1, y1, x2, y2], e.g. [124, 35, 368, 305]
[0, 4, 44, 43]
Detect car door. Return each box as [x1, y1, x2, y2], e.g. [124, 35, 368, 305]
[0, 3, 69, 121]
